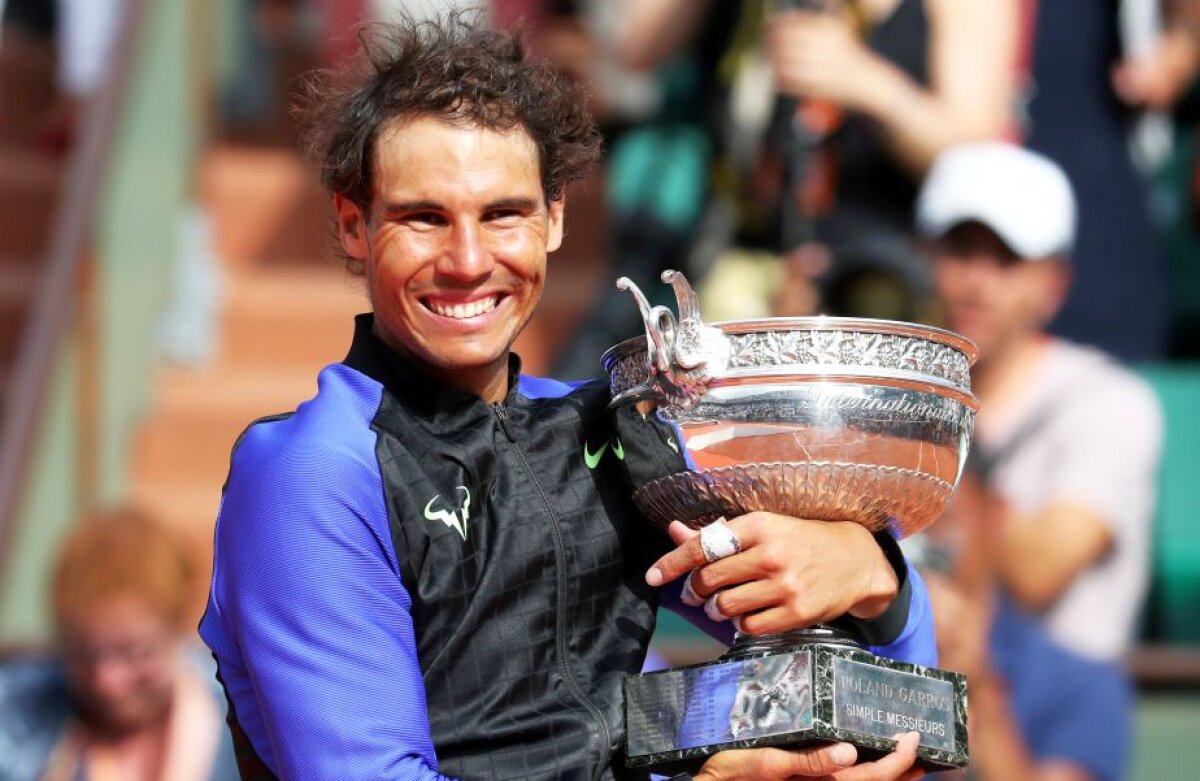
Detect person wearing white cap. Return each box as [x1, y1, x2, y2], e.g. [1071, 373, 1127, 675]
[918, 141, 1162, 664]
[913, 141, 1163, 781]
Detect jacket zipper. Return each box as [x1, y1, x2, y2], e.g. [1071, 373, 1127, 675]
[492, 402, 614, 778]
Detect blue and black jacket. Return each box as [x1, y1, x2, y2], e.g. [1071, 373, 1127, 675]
[199, 314, 937, 780]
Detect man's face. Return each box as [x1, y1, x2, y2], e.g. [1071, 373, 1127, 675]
[931, 222, 1068, 359]
[57, 596, 177, 736]
[336, 116, 564, 397]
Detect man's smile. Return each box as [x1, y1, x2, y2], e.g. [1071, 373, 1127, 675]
[422, 294, 502, 320]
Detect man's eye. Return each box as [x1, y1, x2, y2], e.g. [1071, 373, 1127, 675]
[406, 212, 445, 226]
[486, 209, 523, 223]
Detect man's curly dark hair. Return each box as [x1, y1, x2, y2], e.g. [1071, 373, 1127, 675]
[299, 12, 601, 226]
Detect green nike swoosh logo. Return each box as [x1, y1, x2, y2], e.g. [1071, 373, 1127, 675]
[611, 439, 625, 461]
[584, 441, 608, 469]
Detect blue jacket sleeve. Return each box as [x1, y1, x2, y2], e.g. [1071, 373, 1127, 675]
[866, 564, 938, 668]
[200, 416, 454, 780]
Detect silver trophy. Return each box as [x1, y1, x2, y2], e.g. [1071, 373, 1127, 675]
[603, 271, 976, 774]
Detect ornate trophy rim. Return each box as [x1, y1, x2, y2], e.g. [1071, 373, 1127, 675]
[603, 312, 980, 410]
[602, 314, 979, 370]
[647, 368, 977, 411]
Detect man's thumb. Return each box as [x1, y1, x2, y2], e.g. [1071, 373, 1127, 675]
[788, 742, 858, 775]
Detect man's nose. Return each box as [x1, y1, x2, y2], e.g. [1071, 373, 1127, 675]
[438, 221, 494, 279]
[942, 254, 998, 290]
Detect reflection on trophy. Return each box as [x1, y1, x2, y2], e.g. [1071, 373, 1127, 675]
[603, 270, 975, 774]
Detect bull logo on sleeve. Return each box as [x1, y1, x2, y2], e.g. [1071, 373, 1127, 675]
[423, 486, 471, 541]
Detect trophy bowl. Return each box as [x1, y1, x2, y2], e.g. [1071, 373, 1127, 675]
[605, 271, 977, 774]
[602, 311, 978, 540]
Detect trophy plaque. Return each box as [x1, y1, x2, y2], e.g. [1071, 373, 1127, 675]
[602, 271, 976, 775]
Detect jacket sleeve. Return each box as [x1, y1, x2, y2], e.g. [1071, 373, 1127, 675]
[201, 435, 455, 780]
[863, 560, 938, 668]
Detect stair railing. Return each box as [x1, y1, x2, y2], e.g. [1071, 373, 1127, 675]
[0, 0, 149, 574]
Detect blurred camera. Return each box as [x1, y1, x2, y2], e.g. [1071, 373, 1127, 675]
[818, 238, 933, 323]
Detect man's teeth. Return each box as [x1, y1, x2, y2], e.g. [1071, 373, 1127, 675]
[429, 296, 498, 319]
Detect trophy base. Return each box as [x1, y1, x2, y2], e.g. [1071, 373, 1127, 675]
[624, 626, 968, 775]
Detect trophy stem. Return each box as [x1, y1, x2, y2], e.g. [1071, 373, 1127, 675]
[723, 624, 860, 659]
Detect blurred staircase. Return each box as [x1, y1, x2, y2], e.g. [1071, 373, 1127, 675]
[0, 27, 63, 412]
[126, 146, 362, 591]
[0, 148, 62, 422]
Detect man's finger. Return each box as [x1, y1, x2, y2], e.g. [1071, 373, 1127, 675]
[687, 546, 774, 598]
[680, 570, 705, 607]
[705, 580, 779, 621]
[732, 605, 803, 637]
[701, 580, 781, 622]
[830, 732, 921, 780]
[704, 592, 732, 623]
[701, 743, 857, 779]
[647, 518, 754, 586]
[666, 520, 699, 546]
[779, 742, 858, 776]
[646, 532, 708, 586]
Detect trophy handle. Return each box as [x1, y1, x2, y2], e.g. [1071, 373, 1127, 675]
[616, 277, 677, 374]
[662, 269, 701, 327]
[615, 272, 732, 409]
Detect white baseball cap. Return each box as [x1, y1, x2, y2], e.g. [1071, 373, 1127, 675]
[916, 142, 1076, 261]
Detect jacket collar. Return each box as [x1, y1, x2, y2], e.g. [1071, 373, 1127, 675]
[342, 313, 522, 418]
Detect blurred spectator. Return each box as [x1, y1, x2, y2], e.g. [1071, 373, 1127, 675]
[548, 0, 724, 379]
[0, 506, 235, 781]
[767, 0, 1016, 210]
[919, 472, 1134, 781]
[918, 142, 1163, 663]
[763, 0, 1019, 321]
[553, 0, 1018, 380]
[1113, 0, 1200, 125]
[0, 0, 125, 150]
[1023, 0, 1200, 361]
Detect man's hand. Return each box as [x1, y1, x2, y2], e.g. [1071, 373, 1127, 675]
[645, 513, 899, 635]
[767, 9, 891, 112]
[1112, 29, 1199, 110]
[695, 732, 924, 780]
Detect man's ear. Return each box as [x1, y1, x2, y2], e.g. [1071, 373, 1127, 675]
[546, 196, 566, 253]
[334, 194, 370, 261]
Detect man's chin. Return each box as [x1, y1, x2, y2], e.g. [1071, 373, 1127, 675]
[420, 341, 514, 374]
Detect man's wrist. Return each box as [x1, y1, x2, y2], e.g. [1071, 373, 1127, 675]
[832, 530, 911, 647]
[846, 525, 901, 619]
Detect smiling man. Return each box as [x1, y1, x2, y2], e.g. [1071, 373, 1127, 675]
[199, 14, 933, 781]
[342, 115, 563, 402]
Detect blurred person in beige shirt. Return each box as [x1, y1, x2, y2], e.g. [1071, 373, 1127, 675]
[917, 142, 1163, 663]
